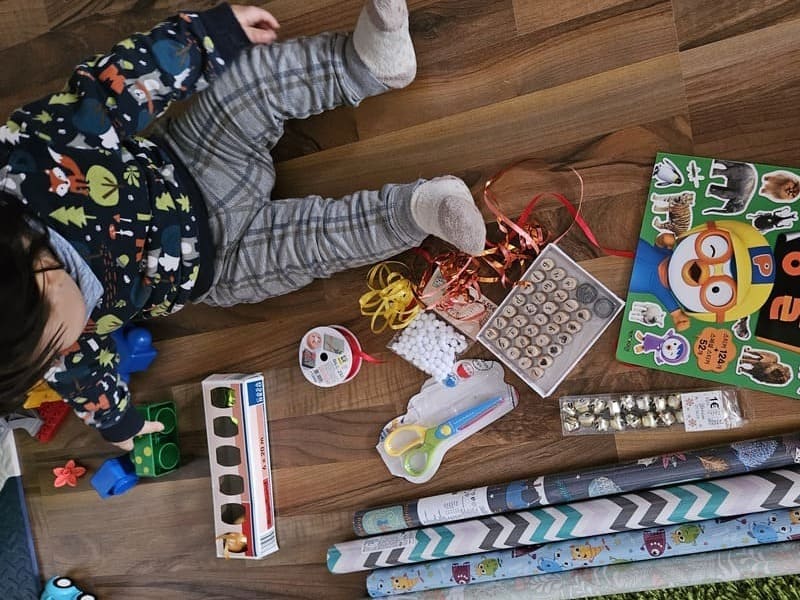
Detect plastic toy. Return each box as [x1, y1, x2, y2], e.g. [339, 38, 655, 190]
[52, 460, 86, 488]
[23, 380, 61, 409]
[111, 326, 157, 382]
[35, 401, 72, 443]
[40, 576, 95, 600]
[20, 381, 68, 443]
[5, 408, 43, 437]
[90, 456, 139, 499]
[130, 400, 180, 477]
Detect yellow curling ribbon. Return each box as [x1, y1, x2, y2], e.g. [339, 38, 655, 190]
[359, 262, 422, 333]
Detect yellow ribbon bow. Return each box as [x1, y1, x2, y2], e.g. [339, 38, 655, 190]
[359, 262, 421, 333]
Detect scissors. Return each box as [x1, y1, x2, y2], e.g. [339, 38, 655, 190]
[383, 396, 505, 477]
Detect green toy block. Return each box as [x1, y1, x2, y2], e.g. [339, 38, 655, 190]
[130, 400, 181, 477]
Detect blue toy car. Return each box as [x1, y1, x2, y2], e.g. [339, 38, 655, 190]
[41, 576, 96, 600]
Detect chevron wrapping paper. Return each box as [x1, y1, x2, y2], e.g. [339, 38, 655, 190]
[366, 507, 800, 595]
[328, 464, 800, 573]
[353, 433, 800, 537]
[393, 540, 800, 600]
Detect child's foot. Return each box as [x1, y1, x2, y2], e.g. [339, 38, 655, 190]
[411, 177, 486, 255]
[353, 0, 416, 88]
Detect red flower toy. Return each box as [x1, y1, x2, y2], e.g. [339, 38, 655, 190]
[53, 459, 87, 488]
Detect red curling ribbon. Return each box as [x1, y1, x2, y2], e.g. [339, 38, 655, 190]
[299, 325, 383, 387]
[335, 326, 384, 383]
[480, 200, 545, 286]
[483, 161, 634, 262]
[402, 159, 633, 311]
[412, 248, 485, 314]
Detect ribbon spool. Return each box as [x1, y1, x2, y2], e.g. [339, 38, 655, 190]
[299, 326, 381, 387]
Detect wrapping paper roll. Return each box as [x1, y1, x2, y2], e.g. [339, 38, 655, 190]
[328, 465, 800, 573]
[354, 433, 800, 536]
[366, 507, 800, 596]
[394, 540, 800, 600]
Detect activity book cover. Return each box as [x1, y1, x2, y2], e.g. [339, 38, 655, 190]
[616, 152, 800, 399]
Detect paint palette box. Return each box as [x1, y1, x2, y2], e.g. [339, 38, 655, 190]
[201, 373, 278, 559]
[617, 153, 800, 399]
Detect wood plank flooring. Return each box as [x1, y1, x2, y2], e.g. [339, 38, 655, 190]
[3, 1, 800, 598]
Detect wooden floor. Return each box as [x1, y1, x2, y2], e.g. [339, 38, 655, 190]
[4, 1, 800, 598]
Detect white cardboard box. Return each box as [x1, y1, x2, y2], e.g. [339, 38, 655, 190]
[201, 373, 278, 559]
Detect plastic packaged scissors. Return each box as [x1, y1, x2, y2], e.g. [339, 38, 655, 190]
[382, 396, 505, 477]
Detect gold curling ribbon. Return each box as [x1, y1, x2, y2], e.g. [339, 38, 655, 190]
[359, 262, 422, 333]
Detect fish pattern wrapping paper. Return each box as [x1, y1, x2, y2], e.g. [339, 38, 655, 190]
[389, 540, 800, 600]
[366, 507, 800, 596]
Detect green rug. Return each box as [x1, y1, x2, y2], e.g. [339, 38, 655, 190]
[593, 574, 800, 599]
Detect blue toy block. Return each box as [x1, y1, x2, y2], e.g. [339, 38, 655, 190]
[90, 456, 139, 499]
[111, 326, 157, 382]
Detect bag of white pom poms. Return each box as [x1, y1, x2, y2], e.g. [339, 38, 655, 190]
[388, 311, 470, 383]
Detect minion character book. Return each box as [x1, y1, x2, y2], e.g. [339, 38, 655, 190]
[616, 152, 800, 399]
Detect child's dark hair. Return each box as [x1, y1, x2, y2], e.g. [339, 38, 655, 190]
[0, 193, 63, 415]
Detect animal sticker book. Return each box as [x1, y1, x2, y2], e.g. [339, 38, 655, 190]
[616, 153, 800, 399]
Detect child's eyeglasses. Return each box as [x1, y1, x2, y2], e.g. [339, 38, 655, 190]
[33, 261, 64, 275]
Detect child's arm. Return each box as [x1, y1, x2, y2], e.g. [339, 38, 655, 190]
[7, 4, 275, 144]
[67, 3, 251, 138]
[44, 332, 146, 446]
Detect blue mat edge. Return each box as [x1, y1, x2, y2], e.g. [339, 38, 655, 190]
[15, 476, 41, 586]
[1, 474, 42, 599]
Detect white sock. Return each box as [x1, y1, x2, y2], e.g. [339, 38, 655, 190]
[353, 0, 416, 88]
[410, 177, 487, 255]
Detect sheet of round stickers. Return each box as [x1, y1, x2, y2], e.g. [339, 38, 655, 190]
[477, 244, 624, 397]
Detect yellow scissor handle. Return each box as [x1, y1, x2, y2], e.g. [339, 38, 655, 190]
[383, 424, 429, 457]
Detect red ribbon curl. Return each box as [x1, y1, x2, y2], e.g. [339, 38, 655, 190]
[410, 160, 634, 314]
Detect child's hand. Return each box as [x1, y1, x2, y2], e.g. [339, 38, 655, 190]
[111, 420, 165, 451]
[231, 5, 281, 45]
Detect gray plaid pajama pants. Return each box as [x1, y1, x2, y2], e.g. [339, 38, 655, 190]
[160, 32, 427, 307]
